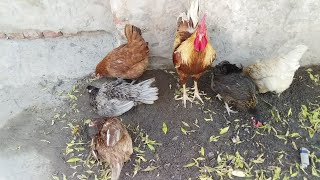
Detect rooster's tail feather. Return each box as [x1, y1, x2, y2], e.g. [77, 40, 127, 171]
[177, 0, 199, 31]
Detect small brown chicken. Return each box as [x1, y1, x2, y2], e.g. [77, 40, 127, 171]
[91, 117, 133, 180]
[95, 24, 149, 79]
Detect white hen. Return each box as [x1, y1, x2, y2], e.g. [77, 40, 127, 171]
[244, 45, 308, 94]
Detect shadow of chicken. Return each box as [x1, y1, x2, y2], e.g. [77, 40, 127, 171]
[211, 61, 263, 127]
[244, 45, 308, 94]
[90, 117, 133, 180]
[87, 78, 158, 117]
[95, 24, 149, 79]
[173, 0, 216, 107]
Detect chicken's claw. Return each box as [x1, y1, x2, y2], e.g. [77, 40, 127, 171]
[176, 84, 192, 107]
[224, 102, 238, 116]
[192, 81, 204, 104]
[182, 85, 192, 108]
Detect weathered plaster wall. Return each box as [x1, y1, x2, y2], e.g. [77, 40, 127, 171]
[0, 0, 114, 33]
[1, 0, 319, 65]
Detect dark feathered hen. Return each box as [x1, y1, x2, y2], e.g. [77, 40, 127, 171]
[87, 78, 158, 117]
[211, 61, 263, 127]
[91, 117, 133, 180]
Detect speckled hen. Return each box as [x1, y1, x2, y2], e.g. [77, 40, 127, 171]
[87, 78, 159, 117]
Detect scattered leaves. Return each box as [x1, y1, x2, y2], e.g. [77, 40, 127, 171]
[306, 68, 320, 85]
[162, 122, 168, 134]
[209, 135, 220, 142]
[219, 126, 229, 135]
[182, 121, 190, 127]
[67, 157, 82, 163]
[299, 105, 320, 138]
[142, 166, 159, 172]
[199, 147, 205, 157]
[181, 127, 187, 135]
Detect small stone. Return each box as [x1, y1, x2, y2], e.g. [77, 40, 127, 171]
[164, 163, 171, 169]
[232, 169, 246, 177]
[207, 152, 215, 158]
[23, 30, 43, 39]
[0, 33, 6, 39]
[231, 135, 241, 144]
[7, 33, 25, 39]
[172, 136, 179, 141]
[43, 30, 62, 38]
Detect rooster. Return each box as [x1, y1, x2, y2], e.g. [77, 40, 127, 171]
[173, 0, 216, 107]
[90, 117, 133, 180]
[244, 45, 308, 94]
[211, 61, 263, 127]
[95, 24, 149, 79]
[87, 78, 159, 117]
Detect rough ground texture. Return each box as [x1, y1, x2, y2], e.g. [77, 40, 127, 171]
[0, 66, 319, 180]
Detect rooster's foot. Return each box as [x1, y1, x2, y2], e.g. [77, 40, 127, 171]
[192, 81, 204, 104]
[182, 91, 192, 108]
[176, 84, 192, 108]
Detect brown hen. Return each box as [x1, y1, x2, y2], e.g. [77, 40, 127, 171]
[95, 24, 149, 79]
[91, 117, 133, 180]
[173, 0, 216, 107]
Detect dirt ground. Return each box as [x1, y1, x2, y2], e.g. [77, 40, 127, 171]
[1, 65, 320, 180]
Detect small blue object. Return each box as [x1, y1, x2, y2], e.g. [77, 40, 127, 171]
[300, 147, 310, 169]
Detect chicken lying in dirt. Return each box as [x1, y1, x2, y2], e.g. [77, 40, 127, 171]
[87, 78, 158, 117]
[211, 61, 263, 127]
[244, 45, 308, 94]
[95, 24, 149, 79]
[173, 0, 216, 107]
[90, 117, 133, 180]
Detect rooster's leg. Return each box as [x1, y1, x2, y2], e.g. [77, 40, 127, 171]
[182, 84, 192, 108]
[224, 102, 238, 116]
[192, 81, 204, 103]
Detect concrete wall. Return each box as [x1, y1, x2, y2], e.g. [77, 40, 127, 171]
[1, 0, 320, 65]
[0, 0, 114, 33]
